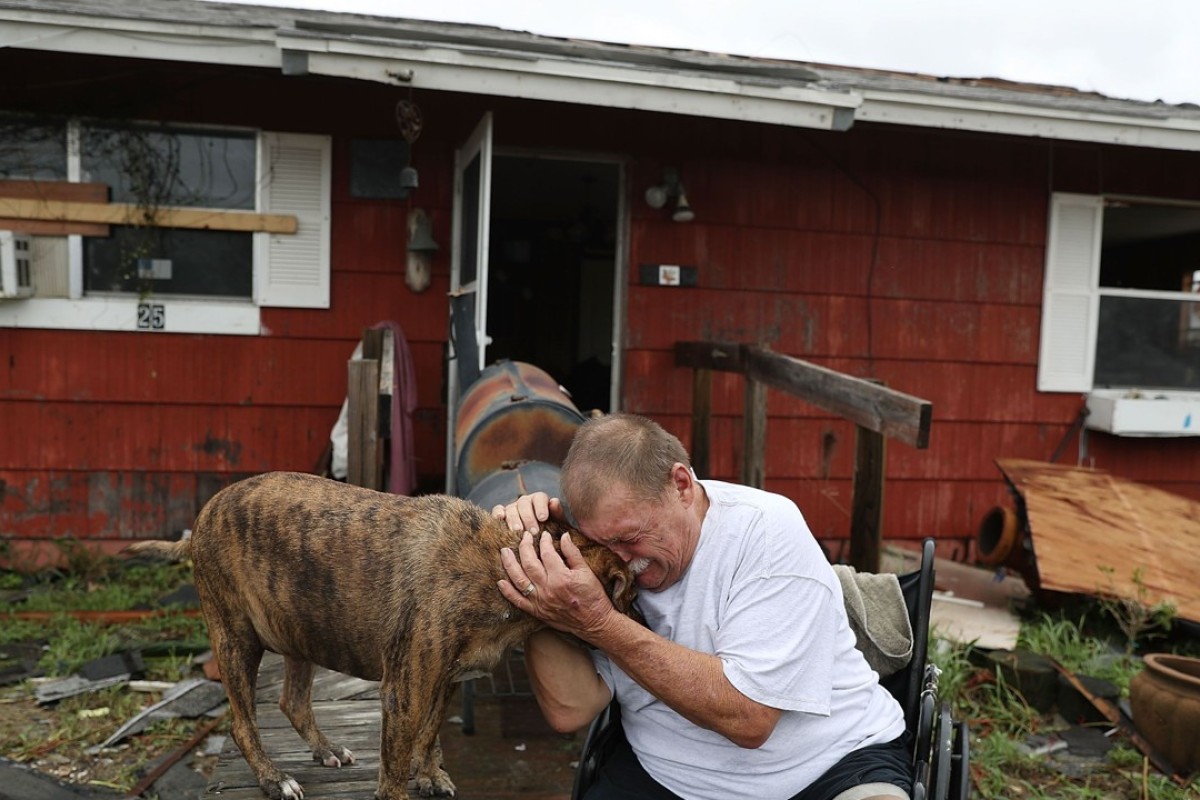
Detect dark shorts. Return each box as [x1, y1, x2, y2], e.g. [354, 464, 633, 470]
[583, 733, 912, 800]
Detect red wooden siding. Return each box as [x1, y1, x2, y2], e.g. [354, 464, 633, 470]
[3, 49, 1200, 557]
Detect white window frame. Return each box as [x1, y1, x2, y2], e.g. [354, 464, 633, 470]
[0, 121, 331, 336]
[1039, 191, 1200, 436]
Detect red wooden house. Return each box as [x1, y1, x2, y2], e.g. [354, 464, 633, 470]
[2, 0, 1199, 565]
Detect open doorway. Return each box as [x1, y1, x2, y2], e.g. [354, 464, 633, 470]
[485, 155, 620, 414]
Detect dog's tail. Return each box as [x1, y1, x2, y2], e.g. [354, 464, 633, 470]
[123, 538, 192, 562]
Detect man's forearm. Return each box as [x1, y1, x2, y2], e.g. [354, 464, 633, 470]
[587, 614, 781, 749]
[523, 629, 612, 733]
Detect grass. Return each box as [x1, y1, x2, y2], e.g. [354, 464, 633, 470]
[931, 604, 1200, 800]
[1, 551, 205, 677]
[0, 549, 219, 794]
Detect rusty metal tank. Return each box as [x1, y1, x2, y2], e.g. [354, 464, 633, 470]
[454, 361, 586, 498]
[465, 460, 564, 513]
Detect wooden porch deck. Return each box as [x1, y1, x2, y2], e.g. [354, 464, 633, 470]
[207, 654, 580, 799]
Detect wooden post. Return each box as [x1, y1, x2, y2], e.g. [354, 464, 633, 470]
[691, 368, 712, 478]
[849, 424, 886, 573]
[742, 376, 767, 489]
[361, 327, 384, 362]
[347, 358, 381, 490]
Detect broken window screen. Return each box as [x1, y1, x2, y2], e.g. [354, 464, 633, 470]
[1095, 202, 1200, 390]
[80, 123, 256, 298]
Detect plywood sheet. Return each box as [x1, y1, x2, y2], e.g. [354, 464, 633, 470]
[997, 459, 1200, 623]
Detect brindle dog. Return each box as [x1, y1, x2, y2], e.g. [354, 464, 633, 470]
[126, 471, 637, 800]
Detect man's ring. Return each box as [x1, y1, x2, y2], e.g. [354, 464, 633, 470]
[522, 583, 536, 597]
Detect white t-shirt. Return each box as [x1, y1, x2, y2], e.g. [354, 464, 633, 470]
[592, 480, 906, 800]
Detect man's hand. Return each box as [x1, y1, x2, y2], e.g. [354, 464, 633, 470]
[498, 530, 617, 640]
[492, 491, 565, 534]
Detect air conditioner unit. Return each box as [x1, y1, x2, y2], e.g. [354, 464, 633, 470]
[0, 231, 35, 299]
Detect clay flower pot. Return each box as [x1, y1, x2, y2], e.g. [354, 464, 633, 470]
[1130, 653, 1200, 773]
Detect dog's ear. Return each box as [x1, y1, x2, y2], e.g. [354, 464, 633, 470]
[606, 568, 630, 609]
[604, 563, 642, 621]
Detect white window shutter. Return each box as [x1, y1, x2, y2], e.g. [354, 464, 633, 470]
[1037, 193, 1102, 392]
[255, 131, 331, 308]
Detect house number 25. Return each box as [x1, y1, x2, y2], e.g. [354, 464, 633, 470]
[137, 303, 166, 330]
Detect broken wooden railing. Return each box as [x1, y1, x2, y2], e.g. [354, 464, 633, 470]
[675, 341, 932, 572]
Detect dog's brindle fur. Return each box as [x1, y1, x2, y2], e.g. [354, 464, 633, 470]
[126, 471, 636, 800]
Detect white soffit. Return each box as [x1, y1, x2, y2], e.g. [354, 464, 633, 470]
[857, 91, 1200, 151]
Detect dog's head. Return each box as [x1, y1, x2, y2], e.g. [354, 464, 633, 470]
[543, 521, 639, 618]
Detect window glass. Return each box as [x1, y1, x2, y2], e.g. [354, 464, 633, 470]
[84, 226, 252, 298]
[80, 123, 256, 299]
[1095, 296, 1200, 390]
[0, 115, 67, 180]
[1095, 202, 1200, 389]
[81, 124, 255, 209]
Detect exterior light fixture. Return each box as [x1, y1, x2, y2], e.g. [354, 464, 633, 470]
[645, 166, 695, 223]
[406, 208, 438, 293]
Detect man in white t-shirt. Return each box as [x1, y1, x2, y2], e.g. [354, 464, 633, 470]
[495, 413, 911, 800]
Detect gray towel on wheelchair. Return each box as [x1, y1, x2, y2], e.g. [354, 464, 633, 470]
[832, 565, 913, 678]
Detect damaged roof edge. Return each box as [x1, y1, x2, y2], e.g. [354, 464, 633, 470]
[272, 28, 859, 132]
[3, 0, 1200, 147]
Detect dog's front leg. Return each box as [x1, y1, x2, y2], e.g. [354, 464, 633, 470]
[407, 681, 458, 798]
[378, 661, 456, 798]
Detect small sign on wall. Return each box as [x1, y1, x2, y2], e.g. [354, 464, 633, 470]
[639, 264, 698, 287]
[137, 303, 165, 330]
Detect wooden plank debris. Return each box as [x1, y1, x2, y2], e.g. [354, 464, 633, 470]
[0, 179, 111, 235]
[0, 197, 297, 234]
[997, 459, 1200, 623]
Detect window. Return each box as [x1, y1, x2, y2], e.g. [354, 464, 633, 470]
[0, 117, 331, 335]
[1039, 193, 1200, 393]
[0, 114, 67, 180]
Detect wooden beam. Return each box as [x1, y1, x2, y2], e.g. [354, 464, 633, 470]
[742, 376, 767, 488]
[849, 425, 886, 572]
[676, 341, 931, 449]
[0, 197, 298, 234]
[0, 181, 111, 235]
[742, 346, 931, 449]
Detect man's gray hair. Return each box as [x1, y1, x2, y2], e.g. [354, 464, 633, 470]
[560, 413, 691, 523]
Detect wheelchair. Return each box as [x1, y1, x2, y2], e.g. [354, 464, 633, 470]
[570, 538, 971, 800]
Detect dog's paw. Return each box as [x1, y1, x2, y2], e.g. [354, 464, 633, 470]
[414, 768, 457, 797]
[261, 775, 304, 800]
[313, 745, 356, 768]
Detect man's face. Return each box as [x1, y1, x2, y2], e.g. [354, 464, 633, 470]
[576, 481, 694, 592]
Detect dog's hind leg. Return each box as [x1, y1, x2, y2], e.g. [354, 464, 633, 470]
[280, 656, 356, 768]
[207, 615, 303, 800]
